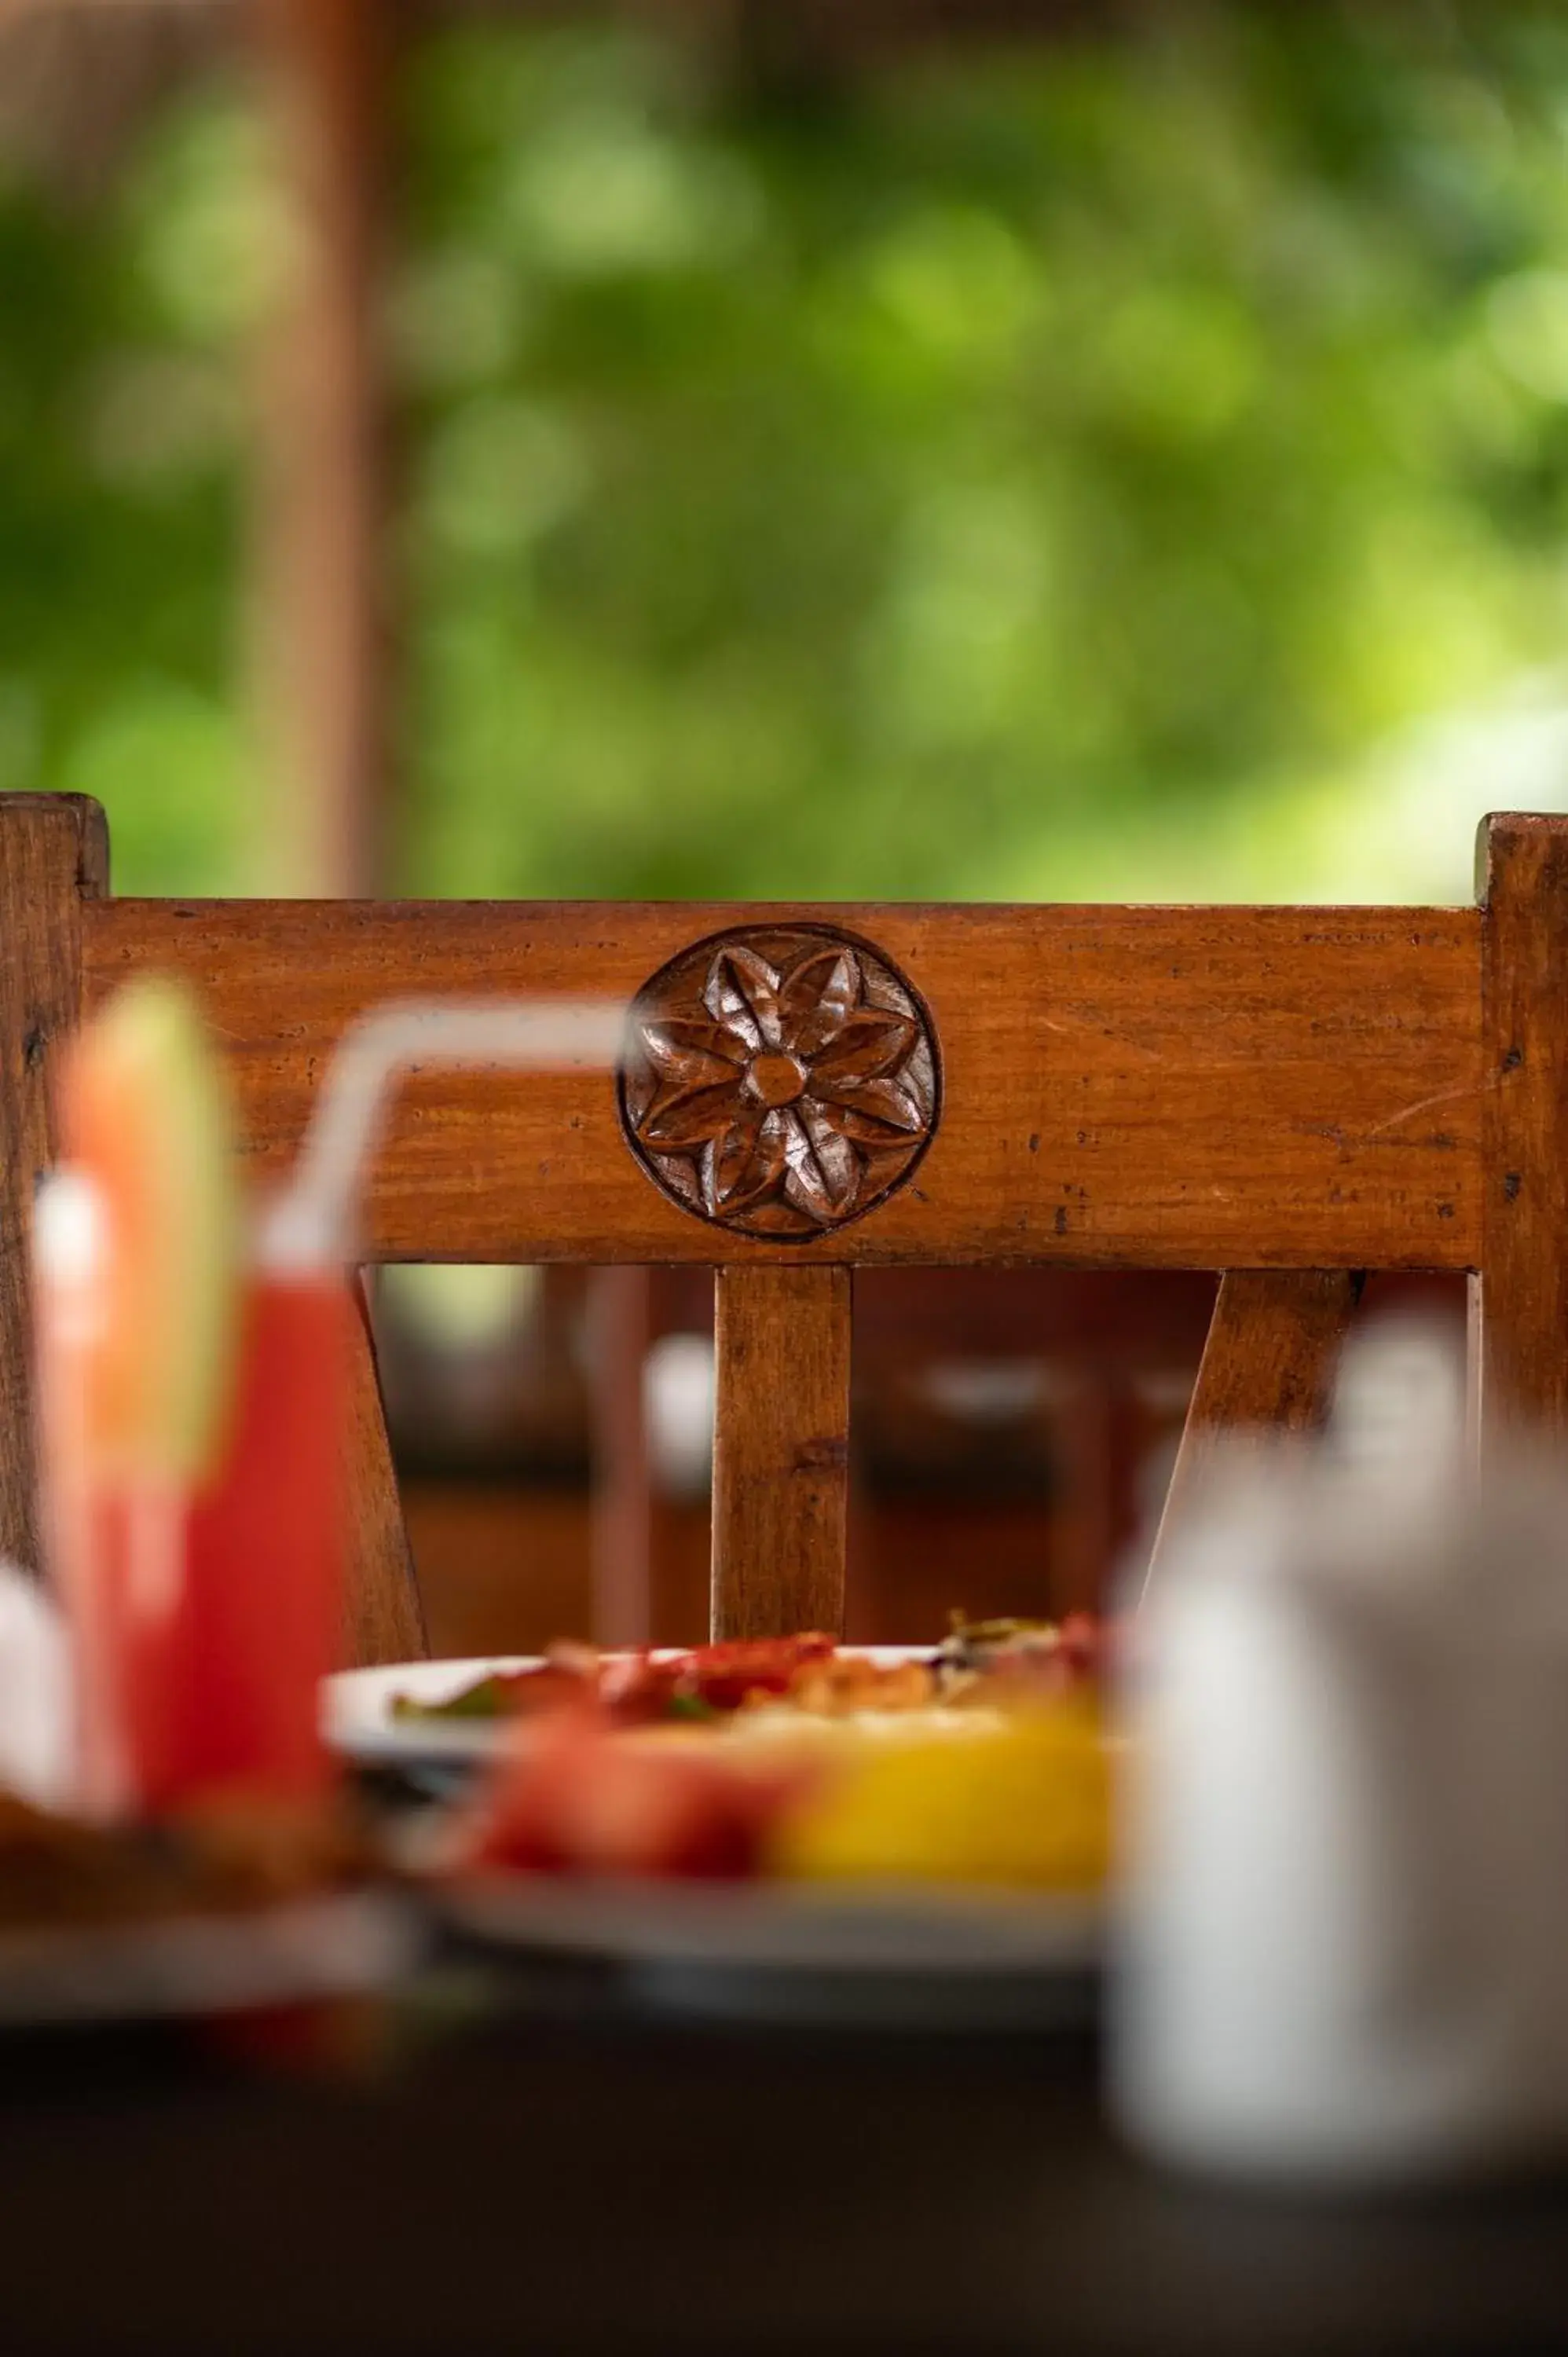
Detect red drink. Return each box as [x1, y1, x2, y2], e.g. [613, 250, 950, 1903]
[41, 983, 619, 1821]
[39, 1235, 348, 1815]
[155, 1270, 348, 1805]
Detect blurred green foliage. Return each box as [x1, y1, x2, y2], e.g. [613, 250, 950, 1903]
[0, 94, 271, 889]
[5, 6, 1568, 900]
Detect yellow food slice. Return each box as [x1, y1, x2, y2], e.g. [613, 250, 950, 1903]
[768, 1703, 1112, 1891]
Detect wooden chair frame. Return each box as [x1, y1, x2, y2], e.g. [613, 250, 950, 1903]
[0, 794, 1556, 1662]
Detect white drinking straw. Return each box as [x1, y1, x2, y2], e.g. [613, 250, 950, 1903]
[258, 999, 630, 1270]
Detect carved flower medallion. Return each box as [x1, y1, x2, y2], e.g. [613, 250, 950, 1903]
[617, 926, 940, 1239]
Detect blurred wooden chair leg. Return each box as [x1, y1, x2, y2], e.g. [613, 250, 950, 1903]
[1145, 1268, 1365, 1594]
[343, 1270, 426, 1666]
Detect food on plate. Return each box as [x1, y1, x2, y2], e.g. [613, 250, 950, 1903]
[444, 1614, 1119, 1892]
[394, 1634, 839, 1728]
[775, 1651, 936, 1717]
[455, 1694, 1111, 1893]
[395, 1660, 595, 1725]
[936, 1610, 1108, 1693]
[464, 1711, 816, 1882]
[770, 1700, 1112, 1892]
[394, 1616, 1110, 1732]
[936, 1614, 1057, 1668]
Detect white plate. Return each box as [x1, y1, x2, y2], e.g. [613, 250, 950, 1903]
[0, 1890, 419, 2029]
[326, 1655, 553, 1768]
[440, 1874, 1101, 2032]
[323, 1647, 939, 1770]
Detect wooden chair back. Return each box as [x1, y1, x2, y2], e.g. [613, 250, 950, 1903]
[0, 793, 1556, 1663]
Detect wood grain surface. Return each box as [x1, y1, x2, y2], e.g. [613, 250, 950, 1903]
[84, 897, 1482, 1270]
[1145, 1268, 1365, 1587]
[0, 796, 106, 1571]
[1475, 812, 1568, 1441]
[712, 1265, 851, 1638]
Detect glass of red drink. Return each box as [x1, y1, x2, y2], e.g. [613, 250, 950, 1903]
[37, 994, 624, 1821]
[36, 1192, 349, 1814]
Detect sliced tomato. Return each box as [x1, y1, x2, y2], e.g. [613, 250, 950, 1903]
[469, 1710, 812, 1881]
[679, 1634, 837, 1713]
[599, 1652, 687, 1726]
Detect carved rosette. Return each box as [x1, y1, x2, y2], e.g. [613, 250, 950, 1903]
[617, 925, 940, 1240]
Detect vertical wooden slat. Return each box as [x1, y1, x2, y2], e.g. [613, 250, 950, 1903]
[1475, 812, 1568, 1442]
[587, 1265, 654, 1648]
[0, 794, 106, 1573]
[712, 1265, 851, 1640]
[1145, 1268, 1363, 1589]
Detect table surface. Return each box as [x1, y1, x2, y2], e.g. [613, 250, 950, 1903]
[8, 1969, 1568, 2357]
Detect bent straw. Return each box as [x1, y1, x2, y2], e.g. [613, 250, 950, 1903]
[258, 999, 630, 1270]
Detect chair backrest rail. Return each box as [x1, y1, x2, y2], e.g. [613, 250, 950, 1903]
[2, 795, 1556, 1661]
[82, 895, 1482, 1272]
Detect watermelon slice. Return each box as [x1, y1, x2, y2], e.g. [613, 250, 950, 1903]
[53, 979, 240, 1483]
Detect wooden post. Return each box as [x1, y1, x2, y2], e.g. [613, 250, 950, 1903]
[1475, 813, 1568, 1443]
[712, 1264, 851, 1640]
[1145, 1268, 1363, 1589]
[0, 794, 107, 1572]
[255, 0, 392, 898]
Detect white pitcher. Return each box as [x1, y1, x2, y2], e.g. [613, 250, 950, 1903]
[1112, 1322, 1568, 2185]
